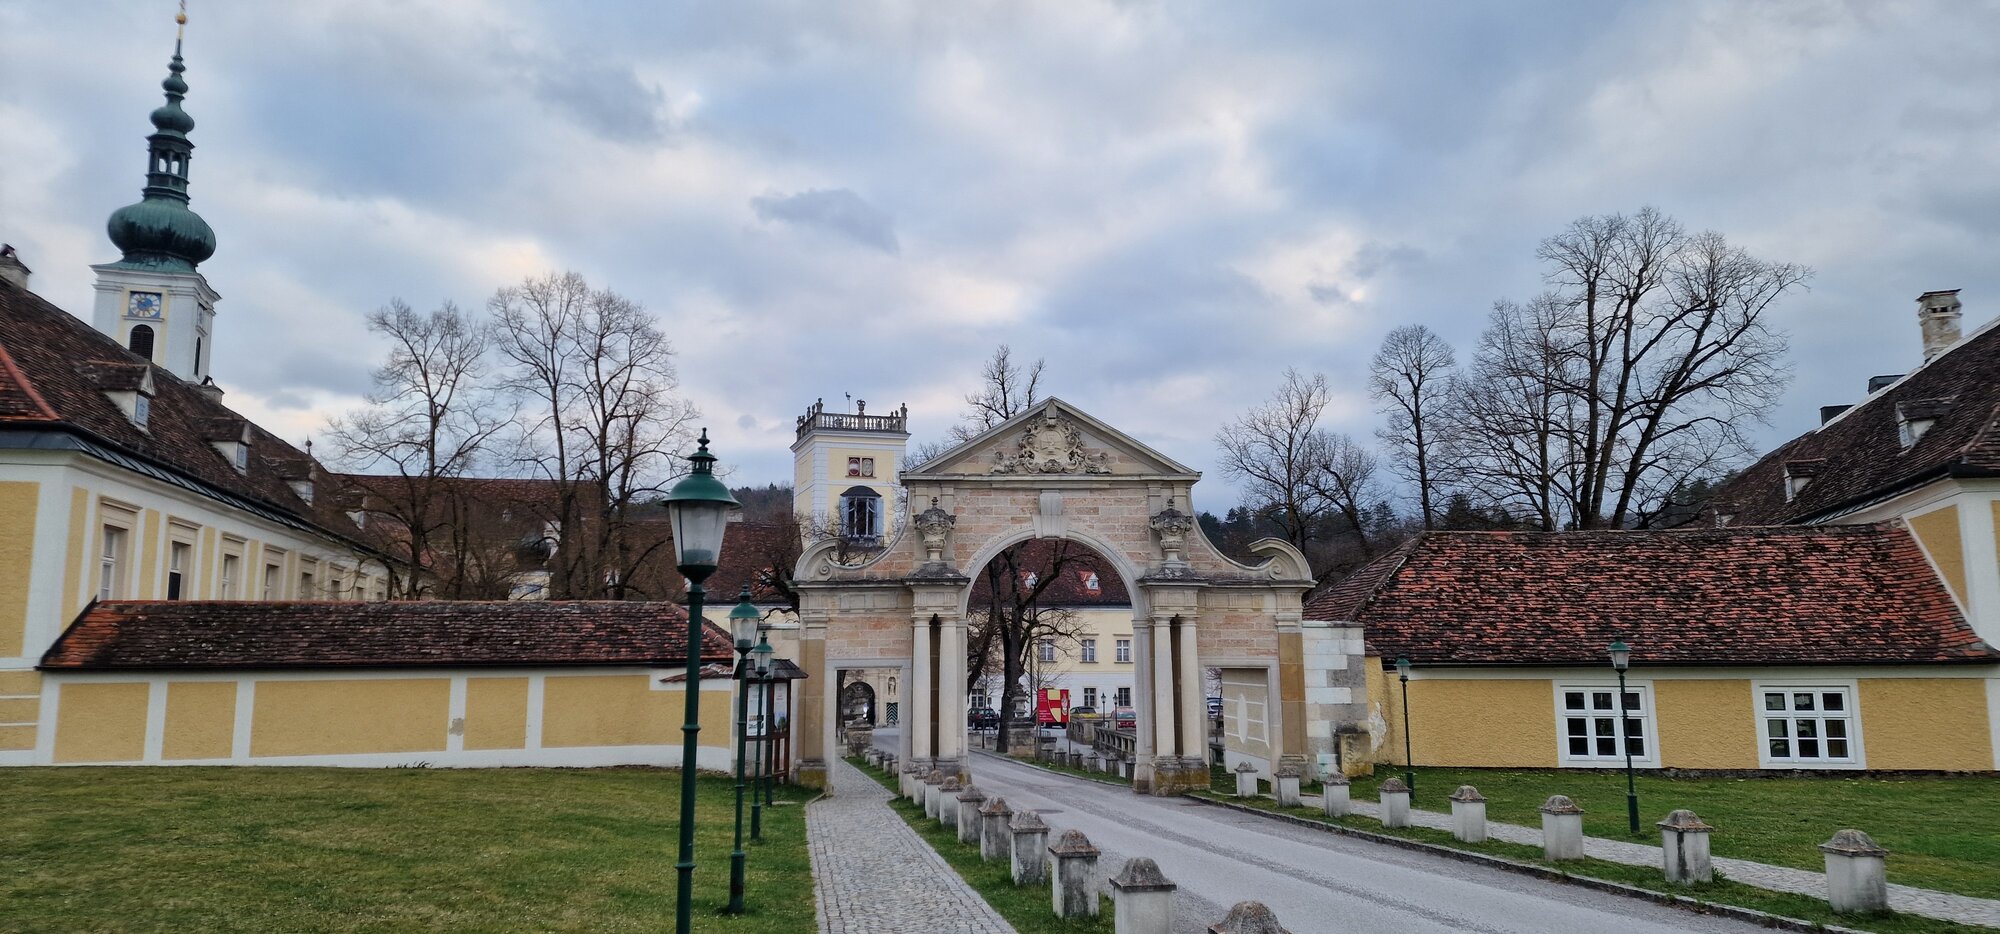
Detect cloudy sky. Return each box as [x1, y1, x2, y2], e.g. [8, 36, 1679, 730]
[5, 1, 1997, 513]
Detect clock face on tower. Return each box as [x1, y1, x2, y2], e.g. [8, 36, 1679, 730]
[125, 291, 164, 320]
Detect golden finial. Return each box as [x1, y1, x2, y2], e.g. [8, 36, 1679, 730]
[176, 1, 188, 39]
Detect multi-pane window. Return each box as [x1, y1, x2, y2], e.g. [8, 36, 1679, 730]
[1114, 687, 1132, 707]
[99, 526, 128, 601]
[219, 554, 239, 599]
[1082, 687, 1098, 708]
[1761, 687, 1857, 764]
[969, 691, 988, 709]
[262, 563, 281, 599]
[1115, 638, 1131, 663]
[1081, 638, 1098, 663]
[1557, 685, 1653, 764]
[840, 487, 882, 543]
[1037, 639, 1056, 663]
[167, 542, 191, 599]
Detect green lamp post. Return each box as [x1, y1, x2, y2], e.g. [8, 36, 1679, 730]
[662, 430, 738, 934]
[1395, 656, 1415, 795]
[725, 586, 760, 913]
[749, 632, 775, 841]
[1610, 639, 1641, 835]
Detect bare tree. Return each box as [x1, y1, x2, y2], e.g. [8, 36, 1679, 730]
[1369, 325, 1457, 529]
[325, 299, 508, 597]
[910, 344, 1047, 464]
[490, 272, 699, 598]
[1306, 432, 1384, 558]
[1214, 368, 1337, 552]
[1450, 208, 1808, 528]
[968, 539, 1101, 750]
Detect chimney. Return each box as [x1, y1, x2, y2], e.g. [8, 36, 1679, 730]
[0, 244, 29, 289]
[1818, 404, 1850, 425]
[1917, 289, 1963, 362]
[1867, 374, 1902, 393]
[197, 376, 226, 403]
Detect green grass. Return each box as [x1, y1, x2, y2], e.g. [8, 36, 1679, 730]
[1010, 754, 1131, 787]
[849, 758, 1113, 934]
[1326, 766, 2000, 901]
[1196, 791, 1994, 934]
[0, 767, 816, 933]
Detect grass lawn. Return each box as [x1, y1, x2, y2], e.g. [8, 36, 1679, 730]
[1328, 766, 2000, 901]
[0, 767, 816, 933]
[848, 757, 1113, 934]
[1194, 791, 1996, 934]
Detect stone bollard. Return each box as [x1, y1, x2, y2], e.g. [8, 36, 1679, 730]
[900, 763, 921, 801]
[882, 754, 896, 779]
[1540, 795, 1585, 860]
[1009, 809, 1050, 885]
[1449, 785, 1487, 844]
[1820, 829, 1890, 914]
[1658, 809, 1714, 884]
[979, 796, 1014, 862]
[1321, 773, 1351, 818]
[1378, 777, 1411, 828]
[1209, 900, 1293, 933]
[1110, 857, 1177, 934]
[956, 784, 988, 844]
[938, 776, 963, 828]
[1234, 761, 1260, 798]
[1086, 750, 1103, 773]
[1049, 830, 1102, 919]
[1274, 761, 1303, 808]
[923, 770, 946, 820]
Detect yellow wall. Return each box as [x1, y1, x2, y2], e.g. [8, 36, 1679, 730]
[1909, 506, 1969, 608]
[0, 481, 38, 656]
[1654, 680, 1758, 769]
[53, 682, 149, 763]
[542, 675, 679, 747]
[251, 679, 449, 757]
[61, 487, 88, 623]
[1406, 678, 1560, 768]
[162, 682, 236, 760]
[0, 671, 38, 750]
[1861, 678, 1994, 771]
[464, 677, 528, 750]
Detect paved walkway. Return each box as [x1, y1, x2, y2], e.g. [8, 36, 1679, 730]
[806, 757, 1015, 934]
[1327, 791, 2000, 928]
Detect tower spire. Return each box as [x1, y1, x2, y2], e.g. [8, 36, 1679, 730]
[104, 1, 215, 273]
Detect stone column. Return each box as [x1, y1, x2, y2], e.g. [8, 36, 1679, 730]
[1009, 809, 1050, 885]
[955, 784, 987, 845]
[1110, 857, 1177, 934]
[1049, 830, 1101, 919]
[936, 614, 967, 768]
[1378, 777, 1411, 828]
[938, 776, 963, 828]
[1449, 785, 1487, 844]
[1132, 613, 1156, 789]
[922, 770, 945, 819]
[1820, 829, 1889, 914]
[1321, 773, 1350, 818]
[1273, 759, 1303, 807]
[910, 615, 934, 759]
[979, 796, 1014, 862]
[1176, 615, 1205, 762]
[1233, 761, 1259, 798]
[1658, 809, 1713, 884]
[1210, 901, 1293, 933]
[794, 615, 829, 788]
[1150, 616, 1178, 759]
[1541, 795, 1585, 860]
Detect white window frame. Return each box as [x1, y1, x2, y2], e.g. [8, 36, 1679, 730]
[1753, 681, 1865, 770]
[262, 558, 283, 600]
[98, 524, 130, 601]
[1037, 638, 1056, 663]
[1082, 687, 1098, 708]
[166, 539, 192, 600]
[1114, 686, 1132, 708]
[219, 552, 240, 600]
[1081, 638, 1097, 663]
[1115, 638, 1131, 664]
[1553, 681, 1661, 768]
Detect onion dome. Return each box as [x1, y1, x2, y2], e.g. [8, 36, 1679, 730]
[105, 32, 216, 273]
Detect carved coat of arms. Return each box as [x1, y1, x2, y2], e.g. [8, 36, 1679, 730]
[992, 413, 1112, 474]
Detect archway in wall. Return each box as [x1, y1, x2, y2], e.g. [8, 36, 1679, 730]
[839, 680, 877, 726]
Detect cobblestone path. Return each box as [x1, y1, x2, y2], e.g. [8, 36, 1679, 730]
[808, 758, 1015, 934]
[1330, 793, 2000, 928]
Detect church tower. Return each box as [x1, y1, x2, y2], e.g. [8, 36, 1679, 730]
[91, 9, 221, 388]
[792, 399, 909, 546]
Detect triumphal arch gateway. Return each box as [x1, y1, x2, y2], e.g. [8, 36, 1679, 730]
[790, 399, 1368, 794]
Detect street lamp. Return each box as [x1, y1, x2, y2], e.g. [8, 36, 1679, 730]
[725, 586, 760, 914]
[1395, 656, 1415, 795]
[749, 631, 775, 842]
[1609, 638, 1640, 835]
[662, 429, 738, 934]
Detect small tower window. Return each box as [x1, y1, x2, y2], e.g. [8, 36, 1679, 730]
[128, 324, 155, 361]
[839, 486, 882, 544]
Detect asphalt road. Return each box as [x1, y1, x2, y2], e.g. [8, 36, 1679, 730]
[875, 730, 1774, 934]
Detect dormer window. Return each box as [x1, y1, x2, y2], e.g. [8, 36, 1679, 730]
[1895, 398, 1954, 451]
[1782, 459, 1825, 503]
[132, 392, 152, 429]
[234, 443, 250, 472]
[290, 479, 315, 505]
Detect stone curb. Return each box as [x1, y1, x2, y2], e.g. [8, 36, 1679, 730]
[1183, 794, 1877, 934]
[970, 748, 1134, 790]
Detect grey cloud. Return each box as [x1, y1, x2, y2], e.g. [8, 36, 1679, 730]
[751, 188, 900, 254]
[534, 58, 671, 144]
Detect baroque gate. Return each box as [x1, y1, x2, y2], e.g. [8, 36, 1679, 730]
[792, 399, 1355, 794]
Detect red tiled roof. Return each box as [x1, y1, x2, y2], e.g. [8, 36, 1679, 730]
[0, 281, 374, 549]
[1302, 525, 1994, 667]
[966, 538, 1132, 606]
[1710, 314, 2000, 524]
[39, 600, 735, 671]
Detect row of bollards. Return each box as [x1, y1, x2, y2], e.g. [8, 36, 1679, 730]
[1240, 769, 1893, 916]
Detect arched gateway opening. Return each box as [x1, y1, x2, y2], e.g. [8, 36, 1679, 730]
[791, 399, 1341, 795]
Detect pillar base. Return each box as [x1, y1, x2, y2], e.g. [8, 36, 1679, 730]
[1144, 756, 1209, 796]
[796, 758, 828, 790]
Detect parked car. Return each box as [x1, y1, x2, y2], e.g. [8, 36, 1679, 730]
[1067, 706, 1097, 721]
[968, 707, 1001, 730]
[1112, 706, 1137, 724]
[1207, 696, 1224, 717]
